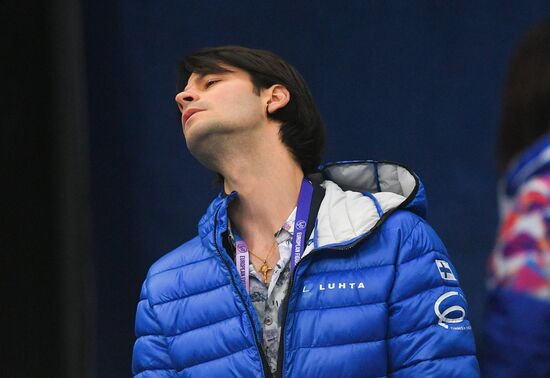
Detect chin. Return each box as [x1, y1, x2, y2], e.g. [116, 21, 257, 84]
[185, 125, 227, 170]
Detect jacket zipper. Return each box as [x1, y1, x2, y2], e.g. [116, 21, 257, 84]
[276, 251, 310, 378]
[212, 208, 272, 378]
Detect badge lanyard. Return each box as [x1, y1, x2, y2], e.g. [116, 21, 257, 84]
[234, 178, 314, 292]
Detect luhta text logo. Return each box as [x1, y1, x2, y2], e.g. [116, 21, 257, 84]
[320, 282, 366, 290]
[302, 282, 366, 292]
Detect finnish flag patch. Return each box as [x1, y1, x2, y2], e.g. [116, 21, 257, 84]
[435, 259, 457, 281]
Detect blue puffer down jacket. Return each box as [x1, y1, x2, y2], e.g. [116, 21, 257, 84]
[132, 161, 480, 377]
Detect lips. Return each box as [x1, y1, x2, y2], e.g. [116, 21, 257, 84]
[183, 108, 205, 126]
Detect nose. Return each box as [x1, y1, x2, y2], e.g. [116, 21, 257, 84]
[175, 90, 199, 112]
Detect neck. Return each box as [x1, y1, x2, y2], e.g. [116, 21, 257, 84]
[220, 128, 304, 252]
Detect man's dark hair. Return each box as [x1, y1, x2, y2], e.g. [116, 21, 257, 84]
[498, 20, 550, 172]
[178, 45, 325, 175]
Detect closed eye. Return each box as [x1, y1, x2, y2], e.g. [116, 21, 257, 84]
[205, 79, 220, 88]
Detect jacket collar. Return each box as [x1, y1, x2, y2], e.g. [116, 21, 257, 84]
[199, 160, 424, 250]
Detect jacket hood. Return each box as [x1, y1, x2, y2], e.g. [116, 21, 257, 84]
[313, 160, 424, 249]
[319, 160, 425, 215]
[199, 160, 426, 249]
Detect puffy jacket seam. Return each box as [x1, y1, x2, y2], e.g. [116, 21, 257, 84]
[293, 299, 386, 314]
[135, 368, 177, 375]
[176, 345, 255, 372]
[302, 263, 395, 278]
[389, 353, 475, 375]
[148, 255, 216, 279]
[288, 337, 385, 353]
[135, 281, 177, 376]
[136, 333, 170, 340]
[386, 220, 445, 306]
[384, 218, 421, 374]
[164, 313, 241, 338]
[387, 318, 441, 340]
[152, 282, 230, 307]
[398, 219, 423, 252]
[399, 248, 444, 266]
[390, 280, 450, 305]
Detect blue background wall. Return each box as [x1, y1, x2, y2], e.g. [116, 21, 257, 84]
[82, 2, 550, 376]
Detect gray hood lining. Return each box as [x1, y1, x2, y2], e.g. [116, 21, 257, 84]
[322, 162, 416, 197]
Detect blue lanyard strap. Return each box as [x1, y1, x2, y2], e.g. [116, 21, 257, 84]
[290, 178, 314, 271]
[233, 177, 314, 292]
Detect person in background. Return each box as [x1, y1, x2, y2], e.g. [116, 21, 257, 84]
[483, 20, 550, 378]
[132, 45, 479, 377]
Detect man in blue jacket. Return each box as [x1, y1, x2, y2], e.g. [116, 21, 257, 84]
[132, 45, 479, 377]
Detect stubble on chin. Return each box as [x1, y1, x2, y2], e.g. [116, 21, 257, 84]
[185, 121, 233, 172]
[184, 110, 263, 172]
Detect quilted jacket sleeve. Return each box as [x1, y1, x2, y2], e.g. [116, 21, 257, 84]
[386, 215, 480, 377]
[132, 277, 176, 378]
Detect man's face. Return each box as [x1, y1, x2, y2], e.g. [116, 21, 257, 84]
[175, 66, 266, 153]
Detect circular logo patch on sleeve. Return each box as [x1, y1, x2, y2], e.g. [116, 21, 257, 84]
[434, 291, 470, 330]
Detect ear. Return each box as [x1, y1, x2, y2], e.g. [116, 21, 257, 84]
[265, 84, 290, 114]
